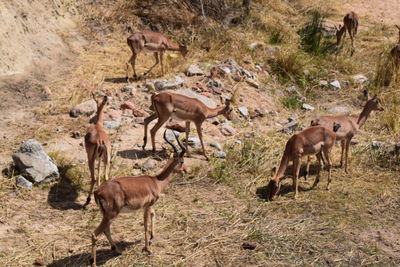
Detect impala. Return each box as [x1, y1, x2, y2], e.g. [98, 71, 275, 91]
[126, 30, 188, 81]
[310, 94, 384, 173]
[83, 94, 111, 208]
[90, 130, 185, 267]
[336, 11, 359, 54]
[142, 92, 233, 160]
[267, 124, 340, 201]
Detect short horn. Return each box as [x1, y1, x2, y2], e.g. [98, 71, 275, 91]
[173, 130, 186, 154]
[163, 130, 178, 154]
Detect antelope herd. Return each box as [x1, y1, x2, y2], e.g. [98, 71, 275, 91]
[80, 11, 396, 266]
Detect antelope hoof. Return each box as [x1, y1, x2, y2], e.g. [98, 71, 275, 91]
[325, 186, 330, 191]
[142, 247, 153, 256]
[89, 258, 96, 267]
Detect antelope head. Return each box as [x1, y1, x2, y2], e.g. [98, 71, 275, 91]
[369, 95, 384, 111]
[163, 130, 186, 172]
[266, 179, 281, 201]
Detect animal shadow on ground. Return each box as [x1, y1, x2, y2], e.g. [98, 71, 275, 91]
[104, 77, 129, 83]
[47, 164, 83, 210]
[47, 241, 138, 267]
[118, 148, 169, 160]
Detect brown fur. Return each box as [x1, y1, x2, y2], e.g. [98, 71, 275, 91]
[267, 126, 337, 201]
[336, 12, 359, 54]
[310, 96, 384, 173]
[126, 30, 188, 80]
[90, 131, 185, 267]
[142, 92, 232, 160]
[83, 95, 111, 208]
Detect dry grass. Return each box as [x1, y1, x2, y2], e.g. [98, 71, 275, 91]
[1, 0, 400, 266]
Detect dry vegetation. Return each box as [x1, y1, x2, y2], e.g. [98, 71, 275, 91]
[1, 0, 400, 266]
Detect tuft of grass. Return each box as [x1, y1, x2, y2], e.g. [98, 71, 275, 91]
[298, 10, 333, 56]
[281, 96, 302, 110]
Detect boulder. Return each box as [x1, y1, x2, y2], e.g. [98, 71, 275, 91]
[155, 76, 184, 90]
[12, 139, 59, 183]
[69, 99, 97, 118]
[186, 64, 204, 76]
[16, 175, 33, 189]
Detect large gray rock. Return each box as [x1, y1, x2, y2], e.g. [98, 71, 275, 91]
[155, 76, 184, 90]
[186, 64, 204, 76]
[103, 119, 121, 129]
[12, 139, 59, 183]
[16, 175, 33, 190]
[167, 89, 217, 108]
[70, 99, 97, 118]
[326, 106, 351, 114]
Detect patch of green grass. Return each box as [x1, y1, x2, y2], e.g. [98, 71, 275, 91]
[281, 96, 302, 110]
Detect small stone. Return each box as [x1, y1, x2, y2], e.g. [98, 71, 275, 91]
[143, 159, 158, 170]
[352, 74, 368, 84]
[235, 140, 242, 145]
[103, 119, 121, 129]
[288, 113, 298, 122]
[69, 99, 97, 118]
[187, 137, 201, 147]
[301, 104, 315, 111]
[209, 142, 222, 151]
[213, 151, 226, 158]
[281, 121, 299, 134]
[155, 76, 184, 90]
[242, 242, 257, 250]
[330, 80, 341, 90]
[238, 106, 249, 117]
[371, 141, 383, 149]
[121, 83, 134, 93]
[220, 123, 236, 136]
[16, 175, 33, 190]
[248, 42, 261, 50]
[186, 64, 204, 76]
[144, 82, 155, 92]
[319, 80, 328, 86]
[246, 78, 260, 88]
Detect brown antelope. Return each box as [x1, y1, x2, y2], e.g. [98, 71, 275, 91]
[90, 130, 185, 267]
[336, 12, 359, 53]
[83, 94, 112, 208]
[126, 30, 188, 81]
[266, 124, 340, 201]
[142, 92, 233, 160]
[310, 95, 384, 174]
[390, 25, 400, 68]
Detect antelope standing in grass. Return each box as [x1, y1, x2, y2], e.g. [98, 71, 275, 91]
[142, 92, 233, 160]
[390, 25, 400, 68]
[310, 94, 384, 174]
[267, 124, 340, 201]
[83, 94, 112, 208]
[126, 30, 188, 81]
[90, 130, 185, 267]
[336, 12, 359, 54]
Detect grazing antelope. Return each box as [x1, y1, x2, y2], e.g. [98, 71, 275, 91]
[126, 30, 188, 81]
[310, 94, 384, 174]
[90, 130, 185, 267]
[266, 124, 340, 201]
[142, 92, 233, 160]
[336, 12, 359, 53]
[83, 94, 112, 208]
[390, 25, 400, 68]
